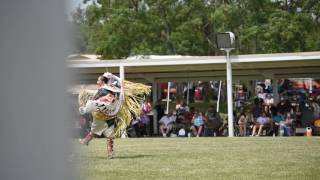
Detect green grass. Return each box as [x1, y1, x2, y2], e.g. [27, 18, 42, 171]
[74, 137, 320, 180]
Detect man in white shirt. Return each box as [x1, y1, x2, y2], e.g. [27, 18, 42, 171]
[159, 111, 176, 137]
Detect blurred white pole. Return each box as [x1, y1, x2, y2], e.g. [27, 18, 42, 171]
[166, 82, 171, 114]
[119, 65, 125, 80]
[119, 65, 126, 138]
[217, 80, 222, 112]
[221, 48, 234, 137]
[0, 1, 73, 179]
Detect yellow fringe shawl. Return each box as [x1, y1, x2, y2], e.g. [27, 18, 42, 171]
[78, 80, 151, 137]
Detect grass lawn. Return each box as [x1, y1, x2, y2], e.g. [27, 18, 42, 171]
[74, 137, 320, 180]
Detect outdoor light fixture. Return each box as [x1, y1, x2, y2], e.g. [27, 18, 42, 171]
[216, 32, 235, 49]
[216, 32, 235, 137]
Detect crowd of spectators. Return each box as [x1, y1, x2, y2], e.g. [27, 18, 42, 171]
[234, 80, 320, 137]
[75, 79, 320, 138]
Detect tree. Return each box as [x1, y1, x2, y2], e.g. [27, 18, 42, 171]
[70, 0, 320, 58]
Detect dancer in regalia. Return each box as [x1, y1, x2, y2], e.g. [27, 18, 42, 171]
[78, 72, 150, 158]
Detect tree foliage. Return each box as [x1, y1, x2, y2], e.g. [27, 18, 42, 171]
[71, 0, 320, 59]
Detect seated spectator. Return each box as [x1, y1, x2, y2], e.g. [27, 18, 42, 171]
[277, 97, 291, 116]
[175, 114, 190, 137]
[252, 98, 263, 123]
[142, 98, 152, 114]
[251, 112, 270, 136]
[291, 102, 302, 127]
[264, 93, 274, 113]
[177, 106, 193, 126]
[238, 113, 247, 136]
[282, 112, 293, 136]
[175, 100, 182, 110]
[272, 112, 285, 136]
[186, 107, 196, 123]
[235, 85, 246, 110]
[301, 100, 315, 127]
[176, 101, 189, 124]
[190, 109, 205, 137]
[264, 79, 273, 93]
[173, 107, 194, 136]
[142, 98, 153, 135]
[132, 111, 150, 137]
[204, 105, 222, 136]
[155, 99, 165, 123]
[159, 111, 176, 137]
[310, 97, 320, 119]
